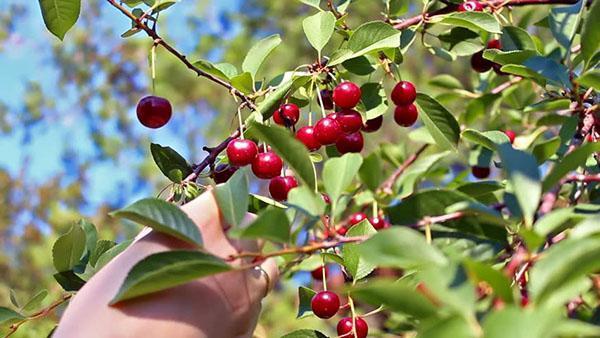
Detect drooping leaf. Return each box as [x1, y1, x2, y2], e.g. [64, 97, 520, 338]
[302, 11, 336, 54]
[54, 270, 86, 291]
[110, 198, 202, 245]
[329, 21, 401, 65]
[52, 223, 86, 272]
[297, 286, 317, 318]
[322, 153, 363, 204]
[342, 220, 377, 280]
[415, 93, 461, 151]
[287, 186, 326, 218]
[150, 143, 193, 182]
[38, 0, 81, 40]
[462, 129, 510, 151]
[235, 207, 290, 243]
[437, 12, 502, 34]
[242, 34, 281, 80]
[111, 250, 231, 304]
[359, 152, 383, 191]
[215, 168, 250, 227]
[360, 82, 388, 120]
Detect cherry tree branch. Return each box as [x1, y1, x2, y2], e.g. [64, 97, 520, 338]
[377, 144, 429, 195]
[105, 0, 257, 111]
[6, 294, 73, 337]
[392, 0, 579, 30]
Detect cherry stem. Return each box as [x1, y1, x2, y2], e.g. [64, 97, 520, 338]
[150, 44, 157, 94]
[237, 106, 245, 140]
[315, 84, 327, 118]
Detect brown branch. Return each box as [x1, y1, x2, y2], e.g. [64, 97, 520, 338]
[6, 294, 72, 337]
[377, 144, 429, 195]
[564, 174, 600, 184]
[491, 77, 523, 94]
[105, 0, 257, 111]
[392, 0, 579, 30]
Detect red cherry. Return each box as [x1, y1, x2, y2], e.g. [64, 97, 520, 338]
[504, 130, 516, 144]
[391, 81, 417, 106]
[487, 39, 502, 49]
[335, 132, 364, 154]
[212, 164, 238, 184]
[296, 126, 322, 151]
[136, 96, 172, 128]
[333, 82, 362, 109]
[311, 291, 340, 319]
[587, 134, 594, 142]
[348, 212, 367, 226]
[458, 1, 484, 11]
[226, 139, 258, 167]
[321, 193, 331, 204]
[369, 216, 390, 230]
[336, 109, 364, 134]
[493, 62, 509, 76]
[327, 112, 339, 120]
[273, 103, 300, 126]
[268, 176, 298, 201]
[337, 317, 368, 338]
[337, 226, 348, 235]
[311, 265, 329, 280]
[470, 51, 494, 73]
[472, 166, 491, 179]
[314, 117, 343, 145]
[319, 89, 334, 110]
[251, 151, 283, 179]
[394, 104, 419, 127]
[362, 115, 383, 133]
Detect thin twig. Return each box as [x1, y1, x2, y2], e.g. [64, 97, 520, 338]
[6, 294, 73, 337]
[377, 144, 429, 195]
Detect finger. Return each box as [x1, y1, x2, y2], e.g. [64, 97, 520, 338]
[248, 258, 279, 301]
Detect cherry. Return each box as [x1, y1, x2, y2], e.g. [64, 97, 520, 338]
[348, 212, 368, 226]
[487, 39, 502, 49]
[336, 132, 364, 154]
[504, 130, 516, 144]
[333, 81, 362, 109]
[273, 103, 300, 126]
[311, 266, 329, 281]
[321, 193, 331, 204]
[472, 166, 491, 179]
[470, 51, 494, 73]
[251, 151, 283, 179]
[362, 115, 383, 133]
[369, 216, 390, 230]
[268, 176, 298, 201]
[458, 1, 484, 12]
[327, 112, 339, 120]
[212, 164, 238, 184]
[319, 89, 334, 110]
[391, 81, 417, 106]
[336, 109, 364, 134]
[314, 117, 343, 145]
[493, 62, 509, 76]
[311, 291, 340, 319]
[337, 226, 348, 236]
[136, 95, 172, 129]
[226, 139, 258, 167]
[587, 133, 594, 142]
[394, 103, 419, 127]
[337, 317, 368, 338]
[296, 126, 322, 151]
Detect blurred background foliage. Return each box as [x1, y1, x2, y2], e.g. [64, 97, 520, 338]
[0, 0, 558, 336]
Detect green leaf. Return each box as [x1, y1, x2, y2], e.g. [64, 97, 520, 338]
[359, 227, 448, 269]
[483, 49, 539, 65]
[543, 142, 600, 191]
[281, 329, 328, 338]
[343, 220, 377, 280]
[236, 207, 290, 243]
[38, 0, 81, 40]
[359, 152, 382, 191]
[483, 306, 560, 338]
[549, 0, 584, 50]
[9, 290, 18, 308]
[415, 93, 461, 151]
[323, 153, 363, 204]
[0, 307, 24, 326]
[192, 59, 236, 81]
[22, 290, 48, 313]
[523, 56, 571, 88]
[396, 151, 450, 198]
[297, 286, 317, 318]
[329, 21, 401, 65]
[497, 144, 541, 226]
[249, 123, 315, 188]
[342, 56, 376, 76]
[287, 186, 326, 217]
[110, 198, 202, 246]
[577, 69, 600, 89]
[462, 129, 510, 150]
[428, 74, 463, 89]
[53, 270, 86, 291]
[581, 0, 600, 68]
[242, 34, 281, 80]
[111, 250, 231, 304]
[95, 240, 132, 270]
[215, 168, 250, 227]
[296, 0, 321, 10]
[464, 261, 513, 303]
[500, 26, 537, 51]
[150, 143, 192, 183]
[360, 82, 388, 119]
[52, 223, 86, 272]
[230, 72, 254, 94]
[533, 204, 600, 236]
[302, 11, 336, 54]
[89, 240, 116, 267]
[437, 12, 502, 33]
[352, 280, 438, 318]
[532, 137, 561, 164]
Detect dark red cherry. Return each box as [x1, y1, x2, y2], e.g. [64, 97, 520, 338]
[471, 51, 494, 73]
[487, 39, 502, 49]
[335, 132, 364, 154]
[337, 226, 348, 235]
[226, 139, 258, 167]
[362, 115, 383, 133]
[348, 212, 368, 226]
[268, 176, 298, 201]
[311, 291, 340, 319]
[333, 82, 362, 109]
[336, 109, 364, 134]
[493, 62, 509, 76]
[472, 166, 491, 179]
[337, 317, 368, 338]
[296, 126, 322, 151]
[136, 95, 172, 128]
[458, 1, 484, 11]
[273, 103, 300, 126]
[391, 81, 417, 105]
[251, 151, 283, 179]
[369, 216, 390, 230]
[319, 89, 334, 110]
[314, 117, 343, 145]
[212, 164, 238, 184]
[311, 265, 329, 280]
[504, 130, 516, 144]
[394, 104, 419, 127]
[321, 193, 331, 204]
